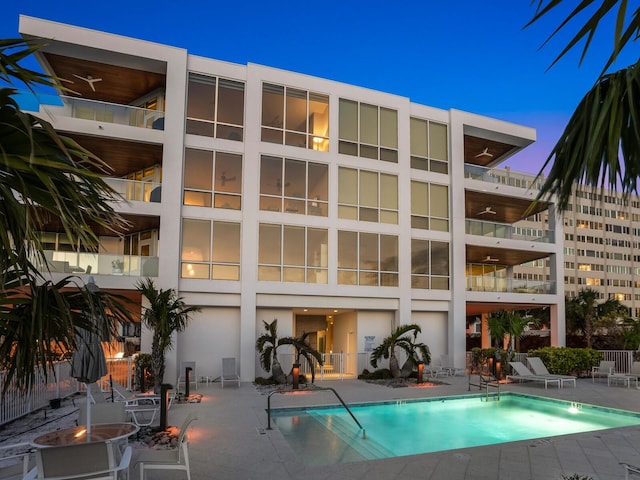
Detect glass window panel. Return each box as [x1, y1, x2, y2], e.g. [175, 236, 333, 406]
[359, 271, 378, 286]
[259, 224, 281, 264]
[338, 205, 358, 219]
[380, 210, 398, 224]
[284, 159, 306, 198]
[213, 222, 240, 262]
[410, 117, 428, 157]
[182, 219, 211, 262]
[359, 233, 378, 271]
[429, 122, 448, 160]
[213, 194, 241, 210]
[338, 230, 357, 269]
[360, 207, 379, 222]
[360, 170, 378, 207]
[215, 152, 242, 193]
[339, 99, 358, 141]
[183, 191, 211, 207]
[285, 131, 306, 148]
[260, 156, 283, 196]
[184, 149, 213, 190]
[284, 199, 304, 213]
[307, 268, 328, 284]
[430, 184, 449, 218]
[411, 216, 429, 229]
[187, 75, 215, 121]
[309, 93, 329, 139]
[217, 79, 244, 126]
[360, 145, 378, 160]
[431, 277, 449, 290]
[308, 163, 328, 202]
[286, 88, 307, 133]
[307, 200, 327, 216]
[380, 273, 398, 287]
[212, 264, 239, 281]
[411, 239, 429, 274]
[380, 235, 398, 272]
[283, 267, 305, 283]
[260, 196, 282, 212]
[380, 107, 397, 148]
[182, 263, 209, 279]
[217, 124, 243, 142]
[339, 141, 358, 156]
[411, 276, 429, 289]
[431, 241, 449, 276]
[411, 181, 428, 215]
[379, 148, 398, 163]
[283, 226, 305, 266]
[262, 84, 284, 128]
[338, 270, 357, 285]
[380, 174, 397, 210]
[307, 228, 328, 267]
[261, 127, 282, 144]
[431, 218, 449, 232]
[338, 167, 358, 204]
[430, 159, 448, 174]
[186, 119, 214, 137]
[360, 104, 378, 145]
[258, 266, 281, 281]
[411, 156, 429, 171]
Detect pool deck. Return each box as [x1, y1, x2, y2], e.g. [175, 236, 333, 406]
[133, 374, 640, 480]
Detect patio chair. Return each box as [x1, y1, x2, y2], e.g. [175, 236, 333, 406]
[506, 361, 560, 389]
[439, 354, 465, 376]
[592, 360, 616, 382]
[24, 439, 131, 480]
[527, 357, 576, 388]
[0, 442, 33, 480]
[177, 361, 198, 392]
[136, 413, 197, 480]
[78, 401, 127, 425]
[221, 357, 240, 388]
[621, 462, 640, 479]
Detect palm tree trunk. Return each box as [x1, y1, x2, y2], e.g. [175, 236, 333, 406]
[389, 352, 401, 378]
[151, 331, 164, 393]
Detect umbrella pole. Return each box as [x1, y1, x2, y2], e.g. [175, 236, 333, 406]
[86, 384, 91, 440]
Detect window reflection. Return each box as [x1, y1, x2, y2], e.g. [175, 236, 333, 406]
[183, 148, 242, 210]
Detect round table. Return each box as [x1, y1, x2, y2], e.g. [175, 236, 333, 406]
[32, 423, 139, 447]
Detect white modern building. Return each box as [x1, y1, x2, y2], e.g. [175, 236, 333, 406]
[19, 15, 566, 384]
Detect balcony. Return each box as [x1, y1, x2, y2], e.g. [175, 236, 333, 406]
[466, 275, 556, 294]
[40, 251, 158, 277]
[466, 219, 554, 243]
[104, 178, 161, 203]
[42, 95, 165, 130]
[464, 164, 544, 190]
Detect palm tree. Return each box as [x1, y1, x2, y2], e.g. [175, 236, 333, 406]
[486, 310, 529, 358]
[566, 288, 626, 348]
[137, 278, 201, 393]
[0, 39, 130, 392]
[280, 331, 323, 383]
[370, 324, 430, 379]
[255, 319, 287, 384]
[526, 2, 640, 210]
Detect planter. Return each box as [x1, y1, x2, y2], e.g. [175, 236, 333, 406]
[49, 398, 61, 409]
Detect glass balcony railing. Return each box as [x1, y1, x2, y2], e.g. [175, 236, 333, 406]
[466, 275, 555, 294]
[45, 95, 165, 130]
[464, 164, 544, 190]
[38, 251, 159, 277]
[466, 219, 554, 243]
[104, 178, 161, 203]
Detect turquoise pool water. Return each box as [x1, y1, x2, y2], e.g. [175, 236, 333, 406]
[271, 393, 640, 466]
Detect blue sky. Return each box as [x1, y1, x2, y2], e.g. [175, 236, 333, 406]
[2, 1, 635, 174]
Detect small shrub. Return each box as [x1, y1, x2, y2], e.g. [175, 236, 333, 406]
[358, 368, 392, 380]
[527, 347, 602, 377]
[561, 474, 593, 480]
[254, 376, 276, 385]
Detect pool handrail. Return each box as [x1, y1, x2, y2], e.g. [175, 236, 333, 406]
[266, 386, 366, 438]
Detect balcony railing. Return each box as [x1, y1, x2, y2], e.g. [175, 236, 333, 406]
[466, 219, 554, 243]
[464, 164, 544, 190]
[466, 275, 556, 294]
[47, 95, 165, 130]
[40, 251, 159, 277]
[104, 178, 161, 203]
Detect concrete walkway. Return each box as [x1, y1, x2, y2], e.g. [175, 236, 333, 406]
[132, 375, 640, 480]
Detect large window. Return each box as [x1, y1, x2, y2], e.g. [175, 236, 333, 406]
[339, 99, 398, 162]
[411, 239, 450, 289]
[338, 231, 398, 286]
[410, 117, 448, 173]
[183, 149, 242, 209]
[261, 84, 329, 151]
[258, 224, 328, 283]
[259, 156, 328, 216]
[181, 219, 240, 280]
[186, 75, 245, 140]
[338, 167, 398, 224]
[410, 181, 449, 231]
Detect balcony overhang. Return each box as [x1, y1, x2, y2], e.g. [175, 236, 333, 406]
[465, 191, 549, 224]
[466, 245, 549, 267]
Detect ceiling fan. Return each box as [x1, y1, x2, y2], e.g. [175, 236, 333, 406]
[483, 255, 500, 263]
[220, 173, 237, 186]
[276, 178, 290, 191]
[478, 206, 497, 216]
[72, 74, 103, 92]
[474, 147, 494, 159]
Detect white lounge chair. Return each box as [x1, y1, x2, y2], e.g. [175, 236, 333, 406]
[438, 354, 465, 376]
[527, 357, 577, 388]
[136, 413, 197, 480]
[78, 401, 127, 425]
[592, 360, 616, 382]
[506, 361, 560, 389]
[221, 357, 240, 388]
[621, 462, 640, 479]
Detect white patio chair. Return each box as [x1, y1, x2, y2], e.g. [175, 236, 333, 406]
[592, 360, 616, 382]
[221, 357, 240, 388]
[439, 354, 465, 376]
[527, 357, 577, 388]
[0, 442, 33, 480]
[78, 401, 127, 425]
[136, 413, 197, 480]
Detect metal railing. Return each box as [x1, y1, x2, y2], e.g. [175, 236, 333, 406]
[277, 353, 362, 380]
[466, 275, 556, 294]
[464, 164, 545, 191]
[104, 178, 161, 203]
[466, 219, 554, 243]
[37, 251, 159, 277]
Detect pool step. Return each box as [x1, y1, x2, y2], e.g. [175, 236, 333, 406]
[308, 412, 393, 460]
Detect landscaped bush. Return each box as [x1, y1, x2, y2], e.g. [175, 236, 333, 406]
[134, 353, 154, 391]
[358, 368, 392, 380]
[527, 347, 603, 377]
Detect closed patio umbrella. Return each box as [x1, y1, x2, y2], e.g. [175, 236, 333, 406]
[70, 277, 107, 439]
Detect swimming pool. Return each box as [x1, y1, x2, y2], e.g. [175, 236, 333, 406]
[270, 393, 640, 466]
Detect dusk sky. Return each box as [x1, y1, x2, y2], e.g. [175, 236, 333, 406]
[2, 1, 636, 174]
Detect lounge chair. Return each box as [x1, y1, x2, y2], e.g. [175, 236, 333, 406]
[177, 361, 198, 392]
[221, 357, 240, 388]
[438, 354, 465, 376]
[136, 413, 197, 480]
[527, 357, 576, 388]
[78, 401, 127, 425]
[592, 360, 616, 382]
[506, 361, 560, 389]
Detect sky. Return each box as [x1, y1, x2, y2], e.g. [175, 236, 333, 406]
[2, 0, 636, 175]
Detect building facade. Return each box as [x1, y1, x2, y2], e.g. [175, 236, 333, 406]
[19, 16, 565, 383]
